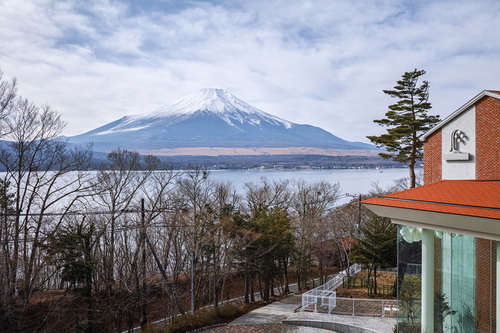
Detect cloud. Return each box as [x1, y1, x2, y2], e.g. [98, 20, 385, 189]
[0, 0, 499, 143]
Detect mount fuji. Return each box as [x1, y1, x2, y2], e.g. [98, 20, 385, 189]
[69, 89, 375, 155]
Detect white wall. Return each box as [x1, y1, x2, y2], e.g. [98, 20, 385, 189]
[441, 105, 476, 179]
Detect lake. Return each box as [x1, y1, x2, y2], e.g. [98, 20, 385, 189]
[208, 168, 412, 205]
[0, 167, 413, 209]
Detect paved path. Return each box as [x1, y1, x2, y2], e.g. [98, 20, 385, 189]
[204, 295, 332, 332]
[228, 299, 299, 325]
[202, 295, 396, 333]
[203, 323, 282, 333]
[204, 323, 332, 333]
[286, 310, 396, 333]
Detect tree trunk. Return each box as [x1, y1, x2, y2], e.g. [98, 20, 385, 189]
[244, 271, 250, 303]
[367, 267, 372, 295]
[258, 274, 263, 300]
[409, 161, 416, 188]
[296, 267, 302, 291]
[141, 200, 148, 328]
[409, 131, 417, 188]
[263, 275, 269, 303]
[284, 258, 290, 293]
[250, 273, 255, 302]
[214, 284, 219, 308]
[319, 261, 324, 285]
[108, 213, 116, 293]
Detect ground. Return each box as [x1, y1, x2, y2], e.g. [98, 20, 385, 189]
[335, 272, 397, 299]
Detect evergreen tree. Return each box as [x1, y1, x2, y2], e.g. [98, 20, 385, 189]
[44, 220, 96, 292]
[350, 216, 396, 293]
[367, 69, 440, 188]
[43, 219, 98, 333]
[251, 206, 294, 303]
[0, 179, 15, 300]
[0, 179, 14, 215]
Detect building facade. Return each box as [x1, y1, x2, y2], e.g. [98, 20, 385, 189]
[363, 90, 500, 332]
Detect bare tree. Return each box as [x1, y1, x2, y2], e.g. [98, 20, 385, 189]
[139, 158, 182, 324]
[0, 70, 17, 137]
[326, 199, 360, 274]
[291, 180, 341, 290]
[91, 149, 149, 292]
[202, 180, 241, 308]
[175, 167, 216, 310]
[244, 177, 291, 212]
[0, 99, 93, 303]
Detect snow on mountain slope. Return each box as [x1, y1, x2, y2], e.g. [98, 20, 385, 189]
[148, 88, 292, 128]
[70, 88, 375, 153]
[92, 89, 292, 136]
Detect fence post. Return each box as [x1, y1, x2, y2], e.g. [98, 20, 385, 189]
[352, 298, 355, 316]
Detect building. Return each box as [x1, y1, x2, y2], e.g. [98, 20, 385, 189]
[362, 90, 500, 332]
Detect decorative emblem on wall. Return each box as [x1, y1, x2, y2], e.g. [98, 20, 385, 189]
[450, 129, 467, 152]
[445, 129, 470, 161]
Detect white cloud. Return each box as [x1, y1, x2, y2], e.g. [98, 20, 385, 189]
[0, 0, 499, 143]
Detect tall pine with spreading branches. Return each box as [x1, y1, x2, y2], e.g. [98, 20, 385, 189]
[367, 69, 440, 188]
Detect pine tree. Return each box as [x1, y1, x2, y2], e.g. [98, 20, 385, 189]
[0, 179, 14, 215]
[0, 179, 14, 281]
[44, 220, 96, 292]
[350, 216, 396, 293]
[367, 69, 440, 188]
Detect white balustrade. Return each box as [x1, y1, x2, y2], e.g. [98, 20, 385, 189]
[301, 263, 361, 313]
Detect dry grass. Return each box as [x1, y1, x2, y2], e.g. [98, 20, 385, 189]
[143, 300, 271, 333]
[335, 272, 397, 299]
[143, 292, 295, 333]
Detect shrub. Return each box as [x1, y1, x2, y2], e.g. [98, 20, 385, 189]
[144, 303, 244, 333]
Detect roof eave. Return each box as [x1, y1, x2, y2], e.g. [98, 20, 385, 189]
[421, 90, 500, 142]
[363, 203, 500, 241]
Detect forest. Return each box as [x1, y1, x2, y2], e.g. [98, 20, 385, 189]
[0, 72, 401, 332]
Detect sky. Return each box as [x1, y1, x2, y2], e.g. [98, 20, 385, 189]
[1, 0, 499, 143]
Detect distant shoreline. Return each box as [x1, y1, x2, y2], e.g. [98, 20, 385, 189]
[123, 152, 405, 170]
[135, 146, 379, 157]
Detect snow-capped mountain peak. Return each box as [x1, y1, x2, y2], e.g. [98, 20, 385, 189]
[142, 88, 293, 129]
[70, 88, 375, 153]
[154, 88, 240, 115]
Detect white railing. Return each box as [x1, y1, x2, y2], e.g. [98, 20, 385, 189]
[332, 297, 398, 317]
[301, 263, 362, 313]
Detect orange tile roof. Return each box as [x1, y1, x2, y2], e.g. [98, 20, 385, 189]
[488, 90, 500, 94]
[362, 180, 500, 220]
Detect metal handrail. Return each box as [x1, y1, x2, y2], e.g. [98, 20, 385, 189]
[302, 263, 362, 312]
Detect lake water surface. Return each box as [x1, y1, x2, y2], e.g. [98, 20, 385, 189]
[1, 167, 413, 208]
[208, 168, 412, 205]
